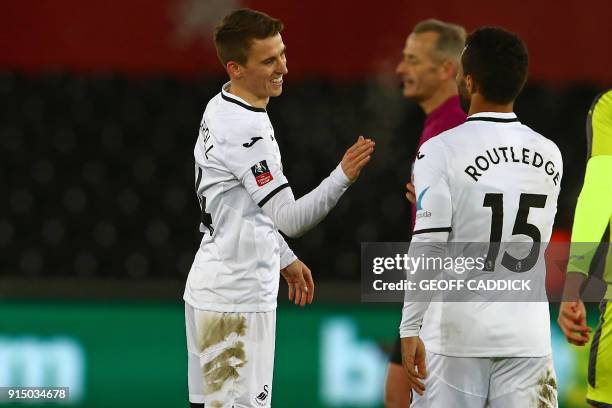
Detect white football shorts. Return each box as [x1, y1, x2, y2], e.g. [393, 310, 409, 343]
[185, 303, 276, 407]
[411, 351, 558, 408]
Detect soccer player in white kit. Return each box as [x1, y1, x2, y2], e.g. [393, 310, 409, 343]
[399, 27, 561, 407]
[183, 9, 375, 408]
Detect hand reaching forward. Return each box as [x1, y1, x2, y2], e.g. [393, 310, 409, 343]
[341, 136, 375, 182]
[281, 259, 314, 307]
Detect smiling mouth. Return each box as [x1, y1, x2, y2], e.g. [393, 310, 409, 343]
[271, 77, 283, 85]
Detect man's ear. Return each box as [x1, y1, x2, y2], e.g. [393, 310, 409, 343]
[441, 59, 458, 81]
[466, 74, 475, 94]
[227, 61, 242, 79]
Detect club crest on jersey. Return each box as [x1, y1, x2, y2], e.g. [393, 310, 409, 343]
[251, 160, 273, 187]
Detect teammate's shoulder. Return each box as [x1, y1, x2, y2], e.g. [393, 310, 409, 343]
[418, 134, 448, 157]
[523, 125, 562, 155]
[204, 93, 266, 140]
[429, 124, 466, 144]
[206, 91, 248, 118]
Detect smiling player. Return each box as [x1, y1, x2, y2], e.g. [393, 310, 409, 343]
[183, 9, 375, 408]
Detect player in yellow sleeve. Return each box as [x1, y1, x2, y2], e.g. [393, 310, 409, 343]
[558, 89, 612, 407]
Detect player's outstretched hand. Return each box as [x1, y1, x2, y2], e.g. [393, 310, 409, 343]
[401, 336, 427, 396]
[281, 259, 315, 307]
[405, 182, 416, 205]
[557, 300, 591, 346]
[341, 135, 375, 182]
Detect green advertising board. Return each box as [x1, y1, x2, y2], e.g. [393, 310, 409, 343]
[0, 301, 598, 407]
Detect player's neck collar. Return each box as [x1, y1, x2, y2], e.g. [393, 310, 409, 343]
[221, 83, 267, 113]
[466, 112, 519, 123]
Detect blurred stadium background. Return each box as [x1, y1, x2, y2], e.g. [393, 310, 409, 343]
[2, 0, 611, 407]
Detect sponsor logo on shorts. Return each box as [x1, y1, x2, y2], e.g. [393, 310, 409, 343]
[254, 384, 270, 406]
[251, 160, 273, 187]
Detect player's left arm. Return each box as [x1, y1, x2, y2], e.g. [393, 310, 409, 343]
[276, 231, 314, 306]
[566, 157, 611, 282]
[560, 156, 610, 345]
[399, 138, 452, 395]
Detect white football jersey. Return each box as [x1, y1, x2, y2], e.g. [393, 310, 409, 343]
[413, 111, 562, 357]
[183, 84, 293, 312]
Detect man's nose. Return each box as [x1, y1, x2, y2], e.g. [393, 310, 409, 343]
[278, 60, 288, 75]
[395, 61, 406, 75]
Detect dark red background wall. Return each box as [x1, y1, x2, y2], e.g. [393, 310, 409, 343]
[3, 0, 611, 83]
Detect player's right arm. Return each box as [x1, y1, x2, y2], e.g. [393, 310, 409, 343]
[399, 138, 451, 395]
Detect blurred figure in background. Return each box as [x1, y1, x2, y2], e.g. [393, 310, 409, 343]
[385, 19, 466, 408]
[558, 89, 612, 408]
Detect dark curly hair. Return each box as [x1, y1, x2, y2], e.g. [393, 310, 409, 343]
[461, 27, 528, 104]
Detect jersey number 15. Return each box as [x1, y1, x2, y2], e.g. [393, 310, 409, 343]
[482, 193, 547, 273]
